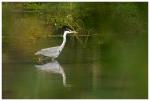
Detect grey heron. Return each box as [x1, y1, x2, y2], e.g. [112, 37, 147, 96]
[35, 26, 77, 61]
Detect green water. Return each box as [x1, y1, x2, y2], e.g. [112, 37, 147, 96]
[2, 2, 148, 99]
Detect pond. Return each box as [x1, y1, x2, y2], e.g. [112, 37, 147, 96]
[2, 2, 148, 99]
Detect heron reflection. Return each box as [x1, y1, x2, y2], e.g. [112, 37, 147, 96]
[35, 60, 70, 87]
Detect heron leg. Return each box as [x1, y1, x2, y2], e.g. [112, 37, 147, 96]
[38, 56, 44, 64]
[38, 57, 41, 63]
[51, 58, 55, 61]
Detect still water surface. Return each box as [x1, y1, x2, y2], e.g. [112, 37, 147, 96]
[3, 35, 148, 99]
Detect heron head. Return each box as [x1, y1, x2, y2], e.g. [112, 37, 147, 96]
[67, 30, 78, 34]
[62, 25, 77, 34]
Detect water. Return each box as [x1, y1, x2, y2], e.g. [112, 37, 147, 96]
[2, 3, 148, 99]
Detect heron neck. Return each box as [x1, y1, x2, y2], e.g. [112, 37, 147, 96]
[60, 32, 68, 49]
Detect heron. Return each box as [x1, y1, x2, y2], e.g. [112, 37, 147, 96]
[35, 26, 77, 61]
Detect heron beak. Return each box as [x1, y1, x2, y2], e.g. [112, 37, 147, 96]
[70, 31, 78, 33]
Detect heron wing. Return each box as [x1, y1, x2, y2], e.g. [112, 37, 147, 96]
[39, 46, 60, 57]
